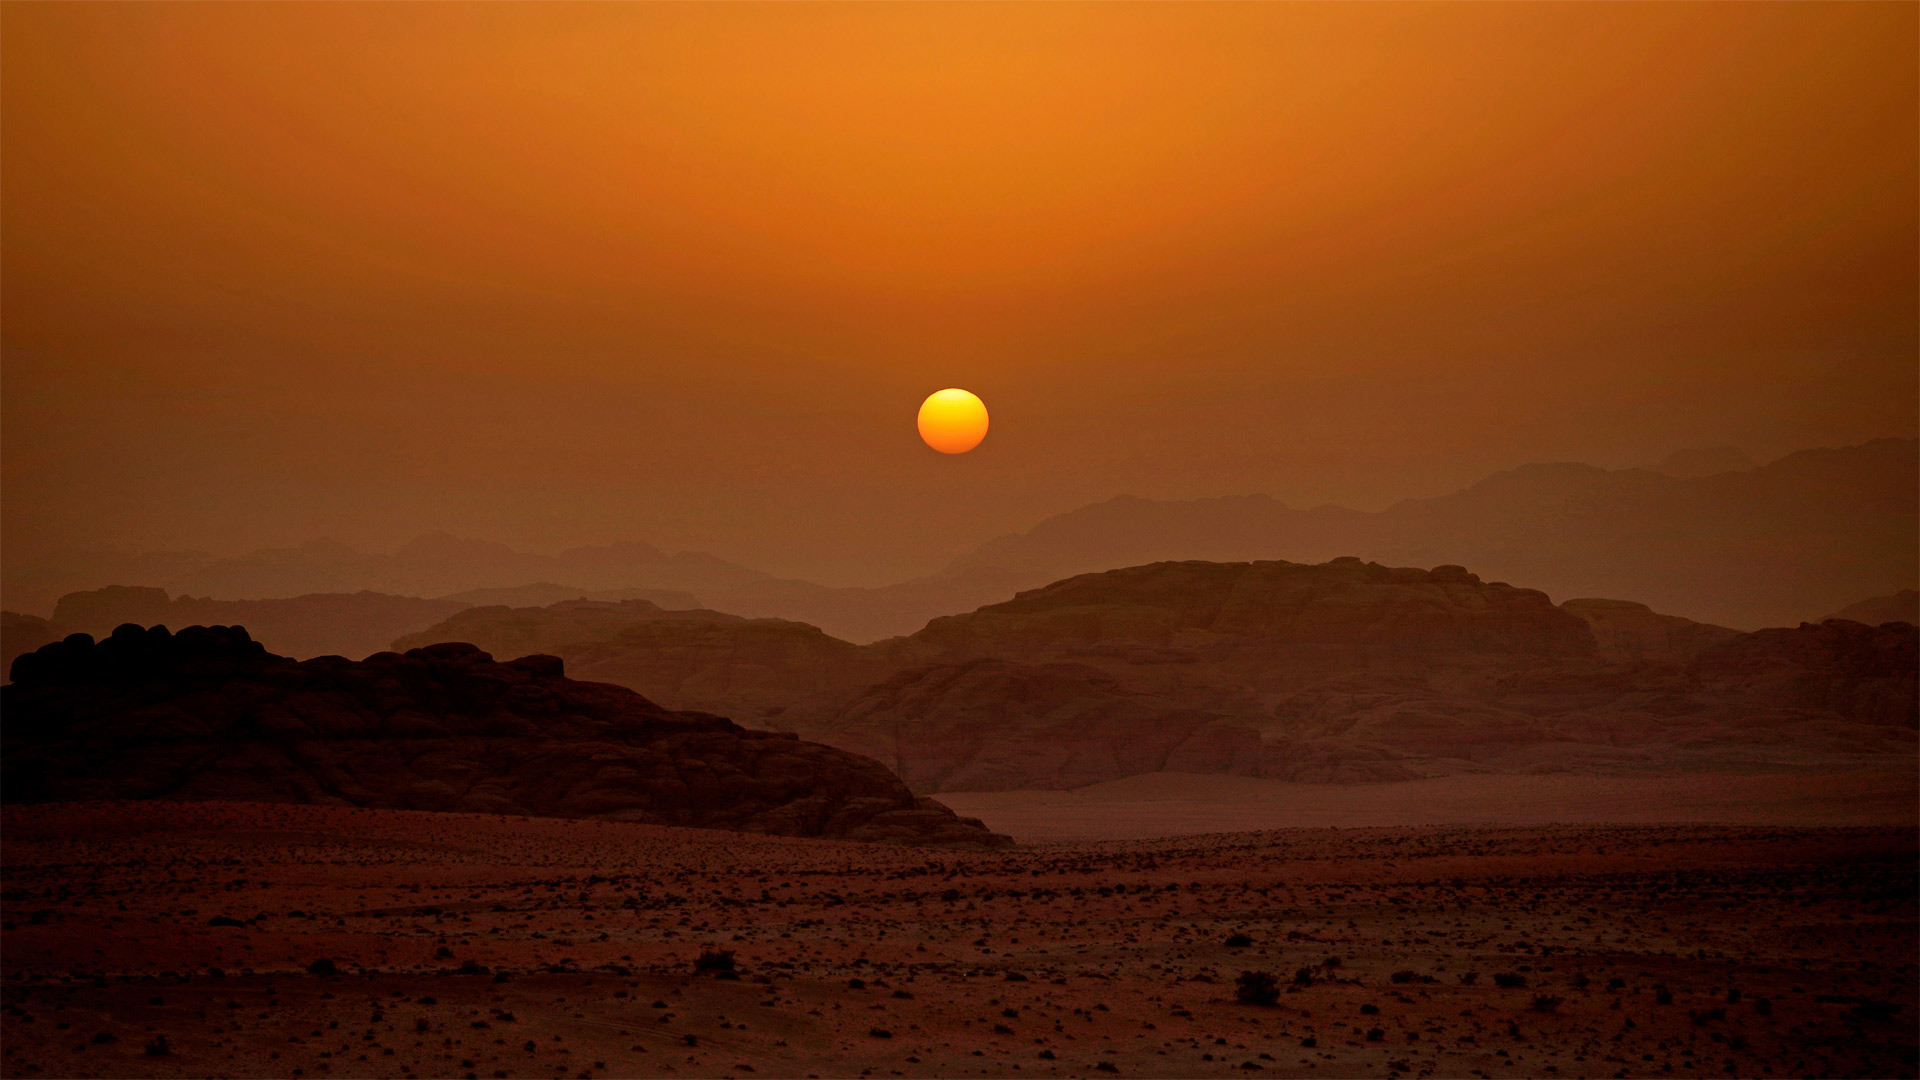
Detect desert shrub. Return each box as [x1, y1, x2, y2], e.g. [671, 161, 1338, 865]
[1607, 977, 1626, 990]
[1725, 988, 1741, 1003]
[1225, 934, 1254, 948]
[1457, 971, 1479, 986]
[1530, 995, 1563, 1012]
[1690, 1007, 1726, 1025]
[694, 949, 735, 972]
[1365, 1027, 1385, 1041]
[1321, 956, 1342, 970]
[1655, 987, 1673, 1005]
[868, 1028, 893, 1038]
[1850, 1000, 1896, 1023]
[1292, 967, 1314, 987]
[1235, 970, 1280, 1006]
[1571, 973, 1590, 989]
[1753, 998, 1772, 1016]
[1359, 1003, 1379, 1015]
[1493, 972, 1527, 989]
[306, 958, 338, 977]
[144, 1036, 171, 1057]
[1390, 970, 1417, 984]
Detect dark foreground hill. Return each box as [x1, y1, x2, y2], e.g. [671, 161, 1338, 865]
[1, 625, 1009, 847]
[399, 558, 1918, 793]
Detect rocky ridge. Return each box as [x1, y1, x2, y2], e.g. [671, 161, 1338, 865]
[403, 558, 1916, 793]
[2, 624, 1010, 847]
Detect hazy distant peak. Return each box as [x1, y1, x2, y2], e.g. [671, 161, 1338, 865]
[293, 537, 361, 555]
[394, 532, 518, 561]
[1822, 589, 1919, 627]
[1653, 446, 1759, 478]
[1448, 461, 1614, 493]
[556, 539, 670, 564]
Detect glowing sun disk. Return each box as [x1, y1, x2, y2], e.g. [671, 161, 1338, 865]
[917, 388, 989, 454]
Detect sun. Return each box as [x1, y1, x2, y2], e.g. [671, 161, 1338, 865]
[917, 388, 989, 454]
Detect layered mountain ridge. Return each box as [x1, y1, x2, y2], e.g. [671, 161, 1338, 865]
[7, 438, 1913, 640]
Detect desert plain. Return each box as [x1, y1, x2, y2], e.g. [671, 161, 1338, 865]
[4, 795, 1914, 1080]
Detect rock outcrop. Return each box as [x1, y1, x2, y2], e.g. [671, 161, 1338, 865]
[392, 600, 888, 722]
[2, 624, 1010, 847]
[355, 559, 1917, 795]
[1691, 618, 1919, 729]
[1, 611, 60, 675]
[800, 561, 1915, 789]
[888, 559, 1596, 688]
[5, 586, 471, 672]
[774, 657, 1414, 790]
[1559, 598, 1740, 664]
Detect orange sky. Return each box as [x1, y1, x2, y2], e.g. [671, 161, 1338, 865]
[4, 3, 1915, 584]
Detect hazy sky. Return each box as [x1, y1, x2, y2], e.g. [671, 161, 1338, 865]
[4, 3, 1914, 585]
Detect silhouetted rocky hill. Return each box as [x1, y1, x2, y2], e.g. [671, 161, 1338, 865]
[2, 586, 468, 675]
[2, 584, 713, 677]
[2, 625, 1010, 847]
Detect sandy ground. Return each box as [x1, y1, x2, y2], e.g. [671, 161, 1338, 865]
[940, 770, 1920, 844]
[2, 801, 1915, 1080]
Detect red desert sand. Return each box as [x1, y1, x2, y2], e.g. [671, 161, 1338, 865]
[3, 800, 1914, 1079]
[939, 770, 1920, 844]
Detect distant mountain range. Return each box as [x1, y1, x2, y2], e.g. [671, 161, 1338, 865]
[5, 438, 1913, 640]
[936, 437, 1917, 634]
